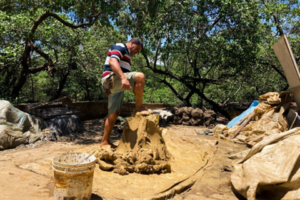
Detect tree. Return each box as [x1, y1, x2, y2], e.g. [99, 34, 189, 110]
[0, 0, 121, 101]
[117, 0, 264, 118]
[1, 0, 299, 119]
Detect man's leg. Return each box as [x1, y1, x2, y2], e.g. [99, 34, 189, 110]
[100, 109, 119, 148]
[134, 72, 148, 113]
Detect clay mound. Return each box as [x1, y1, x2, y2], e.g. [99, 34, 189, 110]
[191, 108, 203, 119]
[182, 113, 190, 121]
[171, 107, 178, 115]
[191, 118, 202, 126]
[179, 107, 191, 116]
[204, 110, 216, 127]
[97, 113, 171, 175]
[173, 116, 182, 124]
[182, 120, 191, 126]
[175, 107, 182, 116]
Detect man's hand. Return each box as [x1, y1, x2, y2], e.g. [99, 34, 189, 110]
[121, 77, 132, 90]
[109, 58, 132, 90]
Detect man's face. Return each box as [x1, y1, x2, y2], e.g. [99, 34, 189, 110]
[129, 43, 142, 57]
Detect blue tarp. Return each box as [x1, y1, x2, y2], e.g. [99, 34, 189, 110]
[227, 100, 260, 127]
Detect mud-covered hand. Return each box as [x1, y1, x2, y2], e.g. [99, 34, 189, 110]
[121, 77, 132, 90]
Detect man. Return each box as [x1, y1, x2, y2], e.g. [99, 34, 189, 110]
[100, 38, 149, 148]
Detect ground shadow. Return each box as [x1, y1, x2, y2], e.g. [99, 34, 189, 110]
[231, 184, 247, 200]
[74, 118, 122, 145]
[91, 193, 103, 200]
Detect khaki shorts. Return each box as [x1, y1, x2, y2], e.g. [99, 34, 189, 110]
[102, 72, 137, 115]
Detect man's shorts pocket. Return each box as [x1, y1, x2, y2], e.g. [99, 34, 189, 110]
[102, 75, 114, 96]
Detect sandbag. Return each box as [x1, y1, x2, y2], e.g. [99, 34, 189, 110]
[259, 92, 281, 105]
[214, 92, 292, 146]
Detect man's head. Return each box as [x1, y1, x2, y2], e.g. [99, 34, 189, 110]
[126, 38, 143, 57]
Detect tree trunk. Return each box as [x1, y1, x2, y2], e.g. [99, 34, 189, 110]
[50, 69, 70, 101]
[183, 90, 194, 106]
[31, 74, 34, 102]
[12, 66, 29, 99]
[84, 78, 90, 101]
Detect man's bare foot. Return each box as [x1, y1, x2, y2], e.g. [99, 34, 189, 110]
[100, 141, 117, 149]
[136, 106, 151, 115]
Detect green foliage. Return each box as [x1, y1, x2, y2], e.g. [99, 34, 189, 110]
[1, 0, 300, 117]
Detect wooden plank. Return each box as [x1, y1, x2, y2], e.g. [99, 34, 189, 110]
[272, 35, 300, 88]
[273, 35, 300, 111]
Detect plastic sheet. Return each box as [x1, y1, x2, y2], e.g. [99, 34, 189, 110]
[227, 100, 259, 127]
[0, 100, 46, 150]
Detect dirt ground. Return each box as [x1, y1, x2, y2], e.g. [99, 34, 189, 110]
[0, 118, 248, 200]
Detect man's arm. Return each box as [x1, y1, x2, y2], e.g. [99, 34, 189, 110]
[109, 58, 132, 90]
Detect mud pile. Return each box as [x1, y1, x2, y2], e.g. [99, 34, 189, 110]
[97, 113, 171, 175]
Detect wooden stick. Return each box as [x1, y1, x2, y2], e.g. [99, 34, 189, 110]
[231, 113, 254, 139]
[236, 113, 250, 126]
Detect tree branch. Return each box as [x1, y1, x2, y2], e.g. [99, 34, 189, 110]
[31, 11, 101, 34]
[262, 0, 284, 36]
[30, 42, 54, 65]
[155, 76, 185, 103]
[184, 90, 194, 106]
[142, 52, 152, 69]
[260, 62, 287, 81]
[222, 84, 242, 106]
[28, 64, 47, 74]
[182, 76, 220, 84]
[272, 13, 284, 36]
[154, 39, 161, 69]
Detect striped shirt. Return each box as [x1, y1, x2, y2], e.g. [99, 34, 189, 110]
[103, 43, 131, 73]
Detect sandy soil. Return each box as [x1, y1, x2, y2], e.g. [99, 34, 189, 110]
[0, 119, 247, 200]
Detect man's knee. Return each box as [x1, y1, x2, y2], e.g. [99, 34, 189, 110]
[108, 109, 119, 120]
[134, 72, 145, 82]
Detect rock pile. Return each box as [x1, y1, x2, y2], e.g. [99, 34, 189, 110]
[171, 107, 216, 128]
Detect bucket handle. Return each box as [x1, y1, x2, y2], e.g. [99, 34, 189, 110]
[74, 149, 97, 166]
[62, 149, 97, 172]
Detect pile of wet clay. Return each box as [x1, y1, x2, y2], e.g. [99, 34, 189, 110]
[96, 113, 171, 175]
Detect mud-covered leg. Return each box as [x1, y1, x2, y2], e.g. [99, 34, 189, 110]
[134, 72, 149, 115]
[100, 110, 119, 148]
